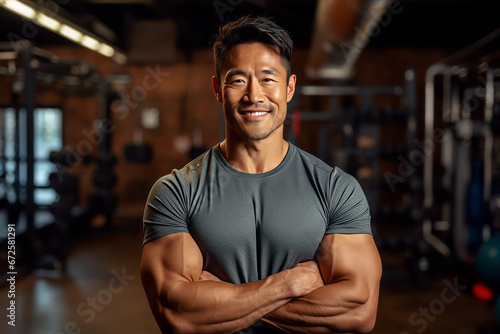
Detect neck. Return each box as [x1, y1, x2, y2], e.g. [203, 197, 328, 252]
[220, 132, 289, 174]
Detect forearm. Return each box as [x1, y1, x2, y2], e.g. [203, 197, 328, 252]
[151, 267, 317, 334]
[263, 280, 376, 334]
[162, 276, 290, 333]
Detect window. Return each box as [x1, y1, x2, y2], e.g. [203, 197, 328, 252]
[0, 107, 63, 234]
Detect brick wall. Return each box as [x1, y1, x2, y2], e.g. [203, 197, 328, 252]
[1, 45, 448, 221]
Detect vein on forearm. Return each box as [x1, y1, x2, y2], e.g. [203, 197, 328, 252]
[264, 279, 370, 330]
[159, 276, 292, 330]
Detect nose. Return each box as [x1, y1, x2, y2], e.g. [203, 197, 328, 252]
[243, 78, 264, 104]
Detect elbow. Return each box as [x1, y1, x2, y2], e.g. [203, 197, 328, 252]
[322, 298, 378, 334]
[351, 311, 377, 333]
[352, 293, 379, 333]
[163, 308, 230, 334]
[352, 274, 381, 333]
[162, 310, 198, 334]
[330, 301, 376, 334]
[166, 322, 221, 334]
[350, 294, 379, 333]
[166, 323, 197, 334]
[324, 310, 376, 334]
[345, 284, 379, 333]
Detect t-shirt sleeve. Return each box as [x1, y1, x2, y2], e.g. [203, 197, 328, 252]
[142, 171, 190, 246]
[326, 167, 372, 235]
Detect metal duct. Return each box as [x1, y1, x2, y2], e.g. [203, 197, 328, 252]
[306, 0, 393, 80]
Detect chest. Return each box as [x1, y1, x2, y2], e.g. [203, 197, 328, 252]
[188, 174, 328, 281]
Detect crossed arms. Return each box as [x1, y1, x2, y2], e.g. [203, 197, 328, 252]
[140, 232, 382, 334]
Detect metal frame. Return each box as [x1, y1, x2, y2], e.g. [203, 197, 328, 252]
[0, 40, 124, 273]
[423, 58, 498, 261]
[285, 69, 417, 224]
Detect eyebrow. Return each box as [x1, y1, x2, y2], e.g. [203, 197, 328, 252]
[261, 68, 279, 75]
[224, 68, 280, 81]
[225, 70, 246, 81]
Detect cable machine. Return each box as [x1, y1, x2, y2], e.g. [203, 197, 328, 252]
[423, 29, 500, 265]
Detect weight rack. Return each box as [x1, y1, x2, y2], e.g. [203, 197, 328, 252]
[285, 69, 431, 286]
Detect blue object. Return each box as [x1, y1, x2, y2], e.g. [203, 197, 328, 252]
[476, 234, 500, 289]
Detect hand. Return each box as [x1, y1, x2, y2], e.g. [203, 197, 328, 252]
[293, 261, 324, 291]
[283, 261, 324, 298]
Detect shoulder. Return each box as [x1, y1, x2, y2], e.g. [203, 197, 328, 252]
[163, 146, 217, 183]
[147, 146, 216, 198]
[179, 148, 212, 175]
[328, 167, 366, 198]
[291, 144, 333, 174]
[178, 147, 213, 177]
[330, 166, 358, 185]
[289, 144, 360, 187]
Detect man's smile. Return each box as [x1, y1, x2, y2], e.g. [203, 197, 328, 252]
[240, 111, 268, 116]
[238, 108, 272, 119]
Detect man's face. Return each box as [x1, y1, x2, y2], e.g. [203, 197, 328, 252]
[212, 42, 296, 142]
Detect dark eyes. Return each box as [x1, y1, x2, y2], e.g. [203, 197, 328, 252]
[224, 79, 243, 85]
[226, 78, 274, 85]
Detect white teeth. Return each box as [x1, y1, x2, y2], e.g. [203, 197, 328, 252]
[245, 111, 267, 116]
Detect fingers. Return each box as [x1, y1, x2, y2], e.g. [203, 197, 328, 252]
[293, 261, 324, 289]
[293, 260, 319, 270]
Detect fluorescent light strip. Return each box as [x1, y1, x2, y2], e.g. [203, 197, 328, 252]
[60, 24, 82, 42]
[1, 0, 124, 61]
[81, 35, 100, 51]
[36, 13, 60, 31]
[3, 0, 36, 19]
[113, 51, 127, 65]
[98, 43, 114, 57]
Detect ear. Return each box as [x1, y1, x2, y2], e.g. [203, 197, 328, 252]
[212, 76, 222, 103]
[286, 74, 297, 103]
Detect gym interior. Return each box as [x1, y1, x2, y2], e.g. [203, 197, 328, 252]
[1, 0, 500, 333]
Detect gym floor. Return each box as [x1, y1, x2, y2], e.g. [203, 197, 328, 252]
[0, 217, 496, 334]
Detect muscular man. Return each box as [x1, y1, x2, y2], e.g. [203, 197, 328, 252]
[141, 16, 382, 333]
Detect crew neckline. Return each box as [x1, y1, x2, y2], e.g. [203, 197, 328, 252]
[214, 142, 295, 179]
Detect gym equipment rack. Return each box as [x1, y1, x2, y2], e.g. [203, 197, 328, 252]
[0, 41, 125, 281]
[285, 69, 430, 286]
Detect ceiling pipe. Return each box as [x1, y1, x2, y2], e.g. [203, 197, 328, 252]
[305, 0, 393, 80]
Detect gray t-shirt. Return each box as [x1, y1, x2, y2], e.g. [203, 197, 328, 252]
[143, 143, 371, 286]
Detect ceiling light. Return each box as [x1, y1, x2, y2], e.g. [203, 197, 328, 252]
[113, 51, 127, 65]
[81, 35, 100, 51]
[60, 24, 82, 42]
[98, 43, 114, 57]
[3, 0, 36, 19]
[0, 0, 125, 62]
[36, 13, 60, 31]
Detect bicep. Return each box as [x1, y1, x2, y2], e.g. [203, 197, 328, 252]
[317, 234, 382, 290]
[262, 234, 382, 332]
[141, 233, 203, 304]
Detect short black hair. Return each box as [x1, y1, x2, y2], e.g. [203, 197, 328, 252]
[213, 16, 293, 81]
